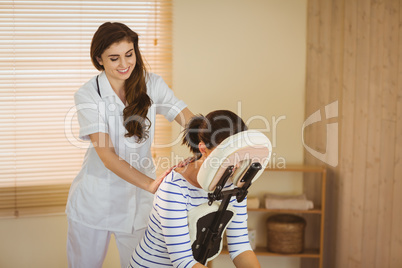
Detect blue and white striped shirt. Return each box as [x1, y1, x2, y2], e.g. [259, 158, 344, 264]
[129, 170, 252, 268]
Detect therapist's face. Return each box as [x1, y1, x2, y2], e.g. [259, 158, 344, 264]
[96, 39, 136, 84]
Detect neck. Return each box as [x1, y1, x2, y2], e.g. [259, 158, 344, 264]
[105, 74, 126, 103]
[176, 158, 205, 188]
[110, 79, 125, 95]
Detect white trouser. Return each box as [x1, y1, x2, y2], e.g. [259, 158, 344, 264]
[67, 218, 146, 268]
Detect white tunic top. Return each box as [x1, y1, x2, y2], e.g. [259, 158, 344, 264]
[66, 71, 187, 233]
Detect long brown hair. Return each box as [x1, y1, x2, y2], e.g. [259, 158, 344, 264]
[90, 22, 152, 142]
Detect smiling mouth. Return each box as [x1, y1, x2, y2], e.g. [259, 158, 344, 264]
[118, 67, 130, 74]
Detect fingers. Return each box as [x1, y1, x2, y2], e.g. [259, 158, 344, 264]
[153, 167, 172, 191]
[150, 176, 164, 194]
[176, 156, 196, 167]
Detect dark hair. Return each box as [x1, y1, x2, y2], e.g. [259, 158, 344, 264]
[90, 22, 151, 142]
[182, 110, 248, 158]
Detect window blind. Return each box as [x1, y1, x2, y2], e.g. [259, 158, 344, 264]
[0, 0, 173, 217]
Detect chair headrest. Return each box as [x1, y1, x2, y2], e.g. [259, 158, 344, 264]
[197, 130, 272, 192]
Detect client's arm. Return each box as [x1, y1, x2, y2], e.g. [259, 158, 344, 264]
[192, 263, 207, 268]
[226, 197, 261, 268]
[233, 250, 260, 268]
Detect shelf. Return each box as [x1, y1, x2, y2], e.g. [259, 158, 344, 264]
[220, 247, 320, 258]
[266, 164, 326, 173]
[214, 165, 326, 268]
[247, 207, 322, 214]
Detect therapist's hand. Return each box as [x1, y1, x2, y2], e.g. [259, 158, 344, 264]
[176, 156, 196, 168]
[148, 166, 174, 194]
[148, 156, 195, 194]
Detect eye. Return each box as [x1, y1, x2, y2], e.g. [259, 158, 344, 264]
[110, 58, 118, 62]
[126, 53, 133, 57]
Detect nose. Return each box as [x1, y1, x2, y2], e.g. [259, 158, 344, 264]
[120, 57, 127, 67]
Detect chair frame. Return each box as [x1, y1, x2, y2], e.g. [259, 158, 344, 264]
[192, 162, 263, 265]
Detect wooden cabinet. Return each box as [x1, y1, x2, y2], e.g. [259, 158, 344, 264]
[217, 165, 326, 268]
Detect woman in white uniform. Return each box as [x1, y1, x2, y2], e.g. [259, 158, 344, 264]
[65, 22, 193, 268]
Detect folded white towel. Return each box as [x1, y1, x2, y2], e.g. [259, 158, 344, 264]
[247, 196, 260, 209]
[265, 193, 307, 200]
[264, 193, 314, 210]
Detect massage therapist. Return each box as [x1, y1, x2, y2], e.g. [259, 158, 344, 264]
[65, 22, 193, 268]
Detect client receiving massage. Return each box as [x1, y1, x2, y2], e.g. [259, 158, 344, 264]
[129, 110, 261, 268]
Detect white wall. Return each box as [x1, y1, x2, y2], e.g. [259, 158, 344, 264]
[171, 0, 306, 163]
[0, 1, 306, 267]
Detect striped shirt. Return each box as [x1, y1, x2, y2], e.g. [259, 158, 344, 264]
[129, 170, 252, 268]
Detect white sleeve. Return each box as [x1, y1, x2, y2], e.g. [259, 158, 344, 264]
[74, 89, 108, 141]
[226, 197, 253, 260]
[150, 74, 187, 122]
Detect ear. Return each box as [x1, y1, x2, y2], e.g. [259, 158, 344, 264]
[198, 141, 208, 156]
[96, 56, 103, 66]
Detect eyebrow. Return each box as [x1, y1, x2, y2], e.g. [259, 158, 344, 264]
[107, 49, 134, 57]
